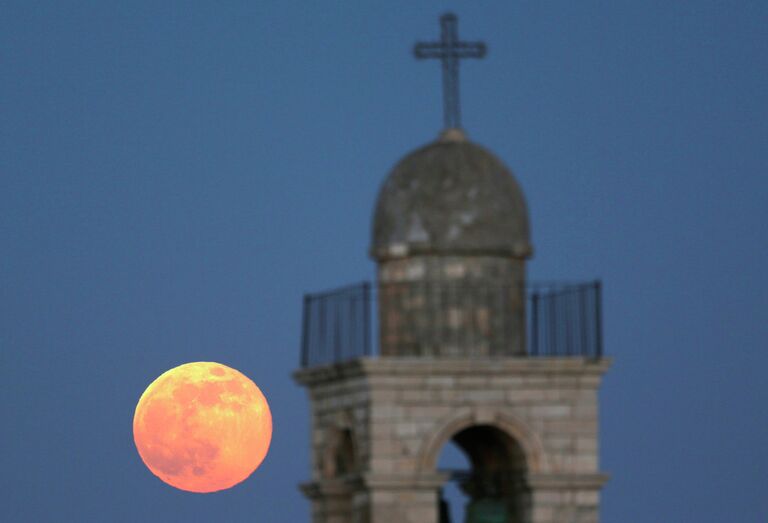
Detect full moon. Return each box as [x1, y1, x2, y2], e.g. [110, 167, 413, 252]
[133, 362, 272, 493]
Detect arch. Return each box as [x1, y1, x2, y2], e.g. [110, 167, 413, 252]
[416, 407, 545, 476]
[320, 412, 360, 480]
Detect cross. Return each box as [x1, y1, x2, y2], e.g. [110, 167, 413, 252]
[414, 13, 486, 130]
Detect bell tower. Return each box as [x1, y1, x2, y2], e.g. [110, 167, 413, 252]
[294, 13, 609, 523]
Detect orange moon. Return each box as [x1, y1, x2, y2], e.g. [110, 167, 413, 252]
[133, 362, 272, 493]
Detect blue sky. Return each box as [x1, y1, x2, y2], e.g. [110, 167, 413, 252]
[2, 1, 767, 521]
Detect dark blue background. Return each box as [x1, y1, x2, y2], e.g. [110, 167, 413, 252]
[2, 2, 766, 521]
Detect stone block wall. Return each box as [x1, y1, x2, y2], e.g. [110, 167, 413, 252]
[377, 256, 526, 357]
[295, 357, 610, 523]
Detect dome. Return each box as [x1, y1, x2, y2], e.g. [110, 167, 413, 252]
[371, 130, 532, 260]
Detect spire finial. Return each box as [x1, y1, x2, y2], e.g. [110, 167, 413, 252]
[414, 13, 487, 130]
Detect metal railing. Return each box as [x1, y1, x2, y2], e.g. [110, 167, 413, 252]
[300, 282, 373, 368]
[300, 280, 602, 368]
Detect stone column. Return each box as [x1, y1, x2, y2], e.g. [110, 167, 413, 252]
[363, 474, 445, 523]
[300, 480, 355, 523]
[528, 474, 607, 523]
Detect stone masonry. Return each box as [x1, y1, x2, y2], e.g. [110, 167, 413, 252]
[377, 256, 526, 357]
[294, 357, 610, 523]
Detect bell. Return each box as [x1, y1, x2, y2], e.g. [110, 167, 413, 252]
[464, 498, 510, 523]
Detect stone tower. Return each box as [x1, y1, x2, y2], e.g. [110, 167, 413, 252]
[294, 14, 609, 523]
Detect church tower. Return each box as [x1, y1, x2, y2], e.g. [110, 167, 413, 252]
[295, 13, 609, 523]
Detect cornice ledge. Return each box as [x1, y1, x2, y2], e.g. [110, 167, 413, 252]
[527, 472, 610, 490]
[298, 476, 359, 499]
[294, 357, 613, 387]
[360, 357, 612, 376]
[362, 472, 448, 490]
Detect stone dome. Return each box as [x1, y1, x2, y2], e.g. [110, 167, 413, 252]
[371, 130, 532, 260]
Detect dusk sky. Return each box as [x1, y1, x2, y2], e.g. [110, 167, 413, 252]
[2, 2, 767, 521]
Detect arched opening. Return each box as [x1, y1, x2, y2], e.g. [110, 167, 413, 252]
[333, 428, 356, 477]
[436, 424, 531, 523]
[321, 427, 358, 480]
[437, 439, 472, 522]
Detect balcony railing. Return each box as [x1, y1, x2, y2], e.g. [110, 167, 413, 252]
[300, 280, 602, 368]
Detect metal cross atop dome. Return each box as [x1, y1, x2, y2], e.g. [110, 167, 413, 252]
[414, 12, 486, 130]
